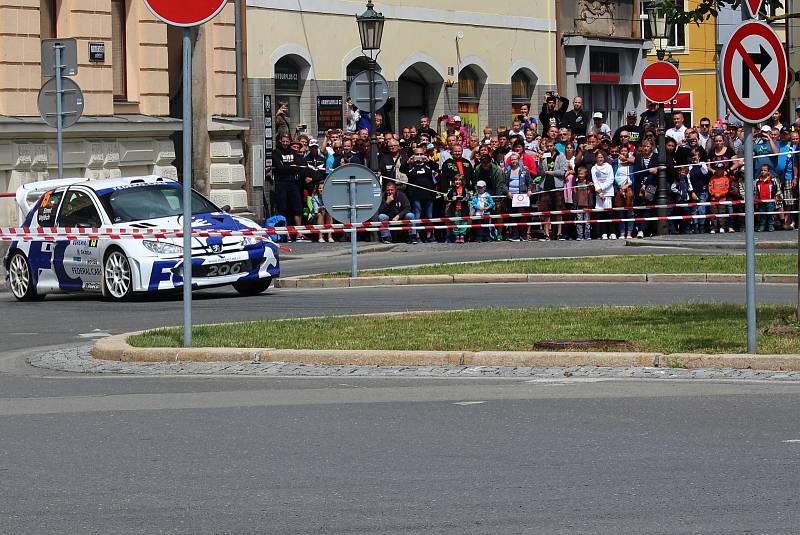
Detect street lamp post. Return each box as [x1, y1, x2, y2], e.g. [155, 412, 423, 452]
[645, 1, 676, 236]
[356, 1, 384, 174]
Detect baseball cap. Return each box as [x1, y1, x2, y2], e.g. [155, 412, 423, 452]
[796, 103, 800, 110]
[479, 155, 492, 163]
[627, 110, 637, 117]
[713, 161, 726, 170]
[476, 180, 487, 188]
[780, 127, 790, 134]
[546, 95, 556, 102]
[446, 117, 456, 124]
[309, 138, 319, 147]
[593, 112, 603, 120]
[760, 125, 772, 133]
[452, 115, 462, 122]
[426, 143, 435, 150]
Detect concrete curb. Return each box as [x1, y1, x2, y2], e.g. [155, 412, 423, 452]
[275, 272, 796, 288]
[93, 332, 800, 371]
[626, 239, 795, 250]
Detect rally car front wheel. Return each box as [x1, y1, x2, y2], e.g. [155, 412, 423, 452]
[103, 248, 133, 301]
[8, 252, 41, 301]
[232, 277, 272, 296]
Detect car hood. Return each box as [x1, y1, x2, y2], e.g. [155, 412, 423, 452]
[117, 212, 259, 233]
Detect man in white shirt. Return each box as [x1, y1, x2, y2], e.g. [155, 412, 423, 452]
[666, 111, 688, 144]
[590, 112, 611, 136]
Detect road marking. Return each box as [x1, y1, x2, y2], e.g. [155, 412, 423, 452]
[78, 329, 111, 339]
[525, 378, 612, 384]
[453, 401, 486, 406]
[782, 439, 800, 443]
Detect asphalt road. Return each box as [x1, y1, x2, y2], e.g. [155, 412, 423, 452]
[1, 373, 799, 534]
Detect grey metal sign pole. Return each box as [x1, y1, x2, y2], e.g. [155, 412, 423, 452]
[743, 126, 756, 353]
[55, 43, 64, 181]
[182, 28, 193, 347]
[349, 178, 359, 277]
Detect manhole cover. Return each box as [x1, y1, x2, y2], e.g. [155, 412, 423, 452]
[533, 339, 635, 351]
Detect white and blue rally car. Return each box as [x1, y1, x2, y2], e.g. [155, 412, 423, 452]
[4, 176, 280, 301]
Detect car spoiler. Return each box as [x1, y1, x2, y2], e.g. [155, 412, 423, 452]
[15, 178, 86, 225]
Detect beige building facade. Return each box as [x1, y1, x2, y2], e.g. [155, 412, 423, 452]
[245, 0, 558, 207]
[0, 0, 246, 227]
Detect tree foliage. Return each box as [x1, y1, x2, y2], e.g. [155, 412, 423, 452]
[655, 0, 784, 25]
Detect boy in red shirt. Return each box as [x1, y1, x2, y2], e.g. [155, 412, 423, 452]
[707, 162, 730, 234]
[756, 164, 781, 232]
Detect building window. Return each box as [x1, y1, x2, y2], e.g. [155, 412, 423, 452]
[346, 56, 373, 93]
[589, 51, 620, 83]
[458, 67, 479, 100]
[640, 2, 686, 49]
[274, 57, 303, 133]
[512, 72, 531, 103]
[40, 0, 58, 39]
[111, 0, 127, 100]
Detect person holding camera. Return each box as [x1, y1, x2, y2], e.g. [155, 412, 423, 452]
[539, 92, 569, 131]
[400, 147, 440, 243]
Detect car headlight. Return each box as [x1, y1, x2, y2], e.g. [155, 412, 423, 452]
[142, 240, 183, 255]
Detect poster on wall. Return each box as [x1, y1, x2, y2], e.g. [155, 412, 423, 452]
[317, 96, 344, 137]
[458, 102, 479, 137]
[264, 95, 273, 172]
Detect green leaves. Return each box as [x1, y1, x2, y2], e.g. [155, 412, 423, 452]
[656, 0, 784, 25]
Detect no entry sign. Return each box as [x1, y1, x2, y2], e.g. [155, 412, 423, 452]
[640, 61, 681, 104]
[144, 0, 228, 27]
[720, 20, 787, 124]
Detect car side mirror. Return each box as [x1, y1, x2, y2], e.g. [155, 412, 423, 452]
[221, 205, 231, 213]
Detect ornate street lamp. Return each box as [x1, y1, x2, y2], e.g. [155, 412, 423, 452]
[645, 1, 675, 60]
[644, 0, 677, 235]
[355, 1, 384, 174]
[356, 1, 384, 55]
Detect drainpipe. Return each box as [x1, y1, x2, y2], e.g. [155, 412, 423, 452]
[235, 0, 244, 118]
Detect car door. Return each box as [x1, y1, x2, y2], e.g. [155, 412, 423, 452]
[55, 188, 104, 291]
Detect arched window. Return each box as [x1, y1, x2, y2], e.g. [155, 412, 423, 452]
[346, 56, 373, 93]
[458, 67, 479, 100]
[274, 57, 306, 136]
[511, 69, 536, 122]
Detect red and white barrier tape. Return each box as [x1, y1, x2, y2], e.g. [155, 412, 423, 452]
[0, 210, 796, 241]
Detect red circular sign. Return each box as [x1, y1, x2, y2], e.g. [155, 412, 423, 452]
[144, 0, 228, 27]
[640, 61, 681, 104]
[720, 20, 787, 124]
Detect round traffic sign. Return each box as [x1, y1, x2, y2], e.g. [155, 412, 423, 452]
[640, 61, 681, 104]
[321, 164, 383, 225]
[37, 78, 84, 129]
[144, 0, 228, 27]
[349, 70, 390, 111]
[720, 20, 787, 124]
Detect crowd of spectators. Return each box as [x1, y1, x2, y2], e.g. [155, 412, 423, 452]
[269, 95, 799, 243]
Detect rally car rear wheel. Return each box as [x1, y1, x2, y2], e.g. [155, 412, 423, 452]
[8, 253, 41, 301]
[232, 277, 271, 296]
[103, 249, 133, 301]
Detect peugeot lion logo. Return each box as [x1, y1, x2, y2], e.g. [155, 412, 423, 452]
[210, 244, 222, 253]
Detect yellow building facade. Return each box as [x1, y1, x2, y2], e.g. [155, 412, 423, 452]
[643, 0, 718, 125]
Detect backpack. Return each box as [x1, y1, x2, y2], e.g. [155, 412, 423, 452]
[264, 214, 288, 242]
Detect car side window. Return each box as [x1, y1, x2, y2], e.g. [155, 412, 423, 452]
[36, 190, 64, 227]
[58, 190, 102, 228]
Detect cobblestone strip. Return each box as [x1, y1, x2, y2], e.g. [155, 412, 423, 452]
[27, 347, 800, 382]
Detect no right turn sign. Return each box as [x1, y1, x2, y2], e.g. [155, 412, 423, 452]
[720, 20, 787, 124]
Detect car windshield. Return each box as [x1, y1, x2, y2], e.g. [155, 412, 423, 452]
[99, 184, 220, 223]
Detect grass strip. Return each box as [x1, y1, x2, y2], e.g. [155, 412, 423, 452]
[129, 304, 800, 355]
[318, 254, 798, 278]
